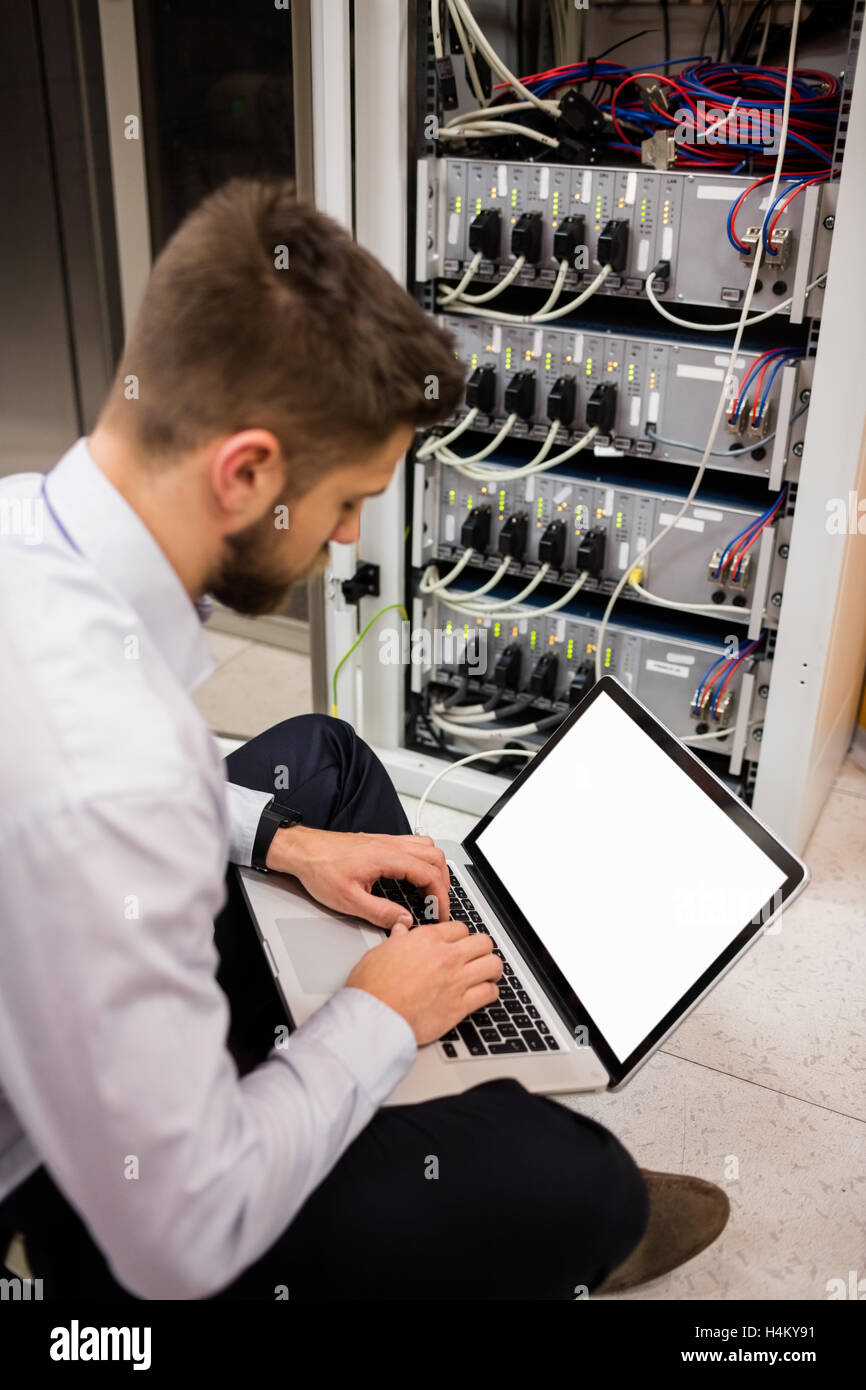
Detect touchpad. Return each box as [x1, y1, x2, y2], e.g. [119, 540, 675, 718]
[275, 916, 374, 995]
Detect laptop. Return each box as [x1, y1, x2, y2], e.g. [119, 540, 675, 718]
[236, 675, 809, 1104]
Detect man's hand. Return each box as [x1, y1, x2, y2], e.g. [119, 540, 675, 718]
[345, 918, 503, 1046]
[265, 825, 450, 928]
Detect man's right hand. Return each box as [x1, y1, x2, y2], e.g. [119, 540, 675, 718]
[344, 918, 502, 1046]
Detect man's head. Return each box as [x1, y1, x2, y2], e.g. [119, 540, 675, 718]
[92, 178, 466, 614]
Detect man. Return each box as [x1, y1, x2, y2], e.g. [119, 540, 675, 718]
[0, 178, 728, 1300]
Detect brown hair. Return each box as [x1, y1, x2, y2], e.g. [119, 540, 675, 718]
[101, 177, 466, 492]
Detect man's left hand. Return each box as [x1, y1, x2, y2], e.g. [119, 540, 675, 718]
[265, 826, 450, 929]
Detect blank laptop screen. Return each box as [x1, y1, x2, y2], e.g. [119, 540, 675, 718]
[472, 688, 789, 1063]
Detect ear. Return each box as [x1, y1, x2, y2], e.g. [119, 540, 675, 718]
[210, 430, 284, 521]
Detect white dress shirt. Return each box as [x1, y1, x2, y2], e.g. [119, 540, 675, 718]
[0, 438, 417, 1298]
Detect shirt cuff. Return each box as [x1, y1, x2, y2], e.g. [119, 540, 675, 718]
[281, 986, 418, 1110]
[225, 783, 275, 866]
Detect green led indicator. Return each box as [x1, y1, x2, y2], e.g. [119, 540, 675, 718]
[499, 489, 506, 512]
[616, 510, 623, 528]
[471, 352, 478, 369]
[511, 188, 517, 207]
[536, 497, 544, 519]
[445, 621, 452, 634]
[530, 630, 537, 649]
[567, 638, 574, 659]
[467, 495, 473, 509]
[628, 363, 636, 382]
[448, 489, 455, 504]
[494, 621, 501, 637]
[455, 195, 462, 212]
[545, 351, 552, 370]
[585, 356, 592, 377]
[476, 196, 482, 214]
[464, 624, 470, 639]
[505, 346, 512, 369]
[605, 646, 612, 669]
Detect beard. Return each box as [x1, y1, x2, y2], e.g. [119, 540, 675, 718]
[206, 509, 330, 617]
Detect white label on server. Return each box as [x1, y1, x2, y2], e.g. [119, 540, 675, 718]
[574, 332, 584, 363]
[618, 541, 630, 570]
[533, 329, 543, 358]
[539, 167, 550, 200]
[595, 447, 625, 457]
[444, 514, 456, 542]
[646, 658, 690, 678]
[676, 364, 725, 382]
[697, 184, 747, 201]
[625, 172, 637, 205]
[580, 171, 591, 203]
[693, 506, 725, 522]
[629, 395, 642, 427]
[497, 164, 507, 198]
[554, 484, 572, 505]
[554, 618, 565, 642]
[658, 511, 705, 532]
[647, 391, 661, 422]
[635, 535, 647, 553]
[666, 651, 696, 665]
[518, 618, 528, 635]
[637, 237, 650, 271]
[524, 476, 536, 502]
[604, 488, 614, 513]
[448, 211, 460, 246]
[713, 354, 745, 369]
[492, 325, 502, 352]
[661, 226, 674, 260]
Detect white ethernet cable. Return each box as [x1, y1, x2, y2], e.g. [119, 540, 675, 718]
[418, 546, 477, 594]
[593, 0, 805, 683]
[413, 748, 535, 835]
[644, 270, 827, 332]
[443, 423, 599, 480]
[416, 407, 479, 458]
[628, 574, 751, 618]
[443, 262, 611, 326]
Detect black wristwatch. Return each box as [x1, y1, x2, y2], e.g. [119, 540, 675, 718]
[251, 799, 303, 872]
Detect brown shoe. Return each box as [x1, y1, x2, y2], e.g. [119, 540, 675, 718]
[593, 1169, 730, 1295]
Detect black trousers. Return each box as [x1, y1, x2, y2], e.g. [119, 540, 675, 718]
[0, 715, 648, 1300]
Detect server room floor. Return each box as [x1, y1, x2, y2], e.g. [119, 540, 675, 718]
[12, 633, 856, 1300]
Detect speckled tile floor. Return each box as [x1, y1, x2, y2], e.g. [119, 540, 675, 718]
[11, 632, 857, 1299]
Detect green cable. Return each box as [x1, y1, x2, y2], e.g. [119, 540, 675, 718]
[332, 603, 408, 716]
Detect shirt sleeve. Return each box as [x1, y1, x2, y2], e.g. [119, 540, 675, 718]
[224, 781, 274, 866]
[0, 791, 417, 1300]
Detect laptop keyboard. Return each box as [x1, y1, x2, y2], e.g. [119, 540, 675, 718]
[371, 868, 560, 1061]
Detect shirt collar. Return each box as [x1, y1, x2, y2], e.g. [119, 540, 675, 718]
[44, 437, 218, 693]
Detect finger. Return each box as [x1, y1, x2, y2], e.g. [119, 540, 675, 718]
[349, 889, 413, 931]
[462, 980, 501, 1015]
[453, 931, 498, 962]
[460, 952, 504, 988]
[383, 854, 450, 921]
[428, 917, 470, 942]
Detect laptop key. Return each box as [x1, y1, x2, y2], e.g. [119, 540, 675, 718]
[524, 1031, 547, 1052]
[442, 1029, 459, 1041]
[489, 1008, 509, 1023]
[527, 1005, 540, 1019]
[513, 1015, 534, 1030]
[489, 1038, 528, 1054]
[480, 1027, 500, 1043]
[442, 1042, 458, 1058]
[457, 1021, 487, 1056]
[544, 1036, 560, 1050]
[499, 1023, 518, 1038]
[536, 1021, 550, 1035]
[504, 1000, 523, 1015]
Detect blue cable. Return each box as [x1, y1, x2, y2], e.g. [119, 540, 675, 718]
[713, 490, 786, 579]
[754, 353, 804, 422]
[711, 637, 761, 720]
[695, 652, 731, 710]
[729, 349, 793, 427]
